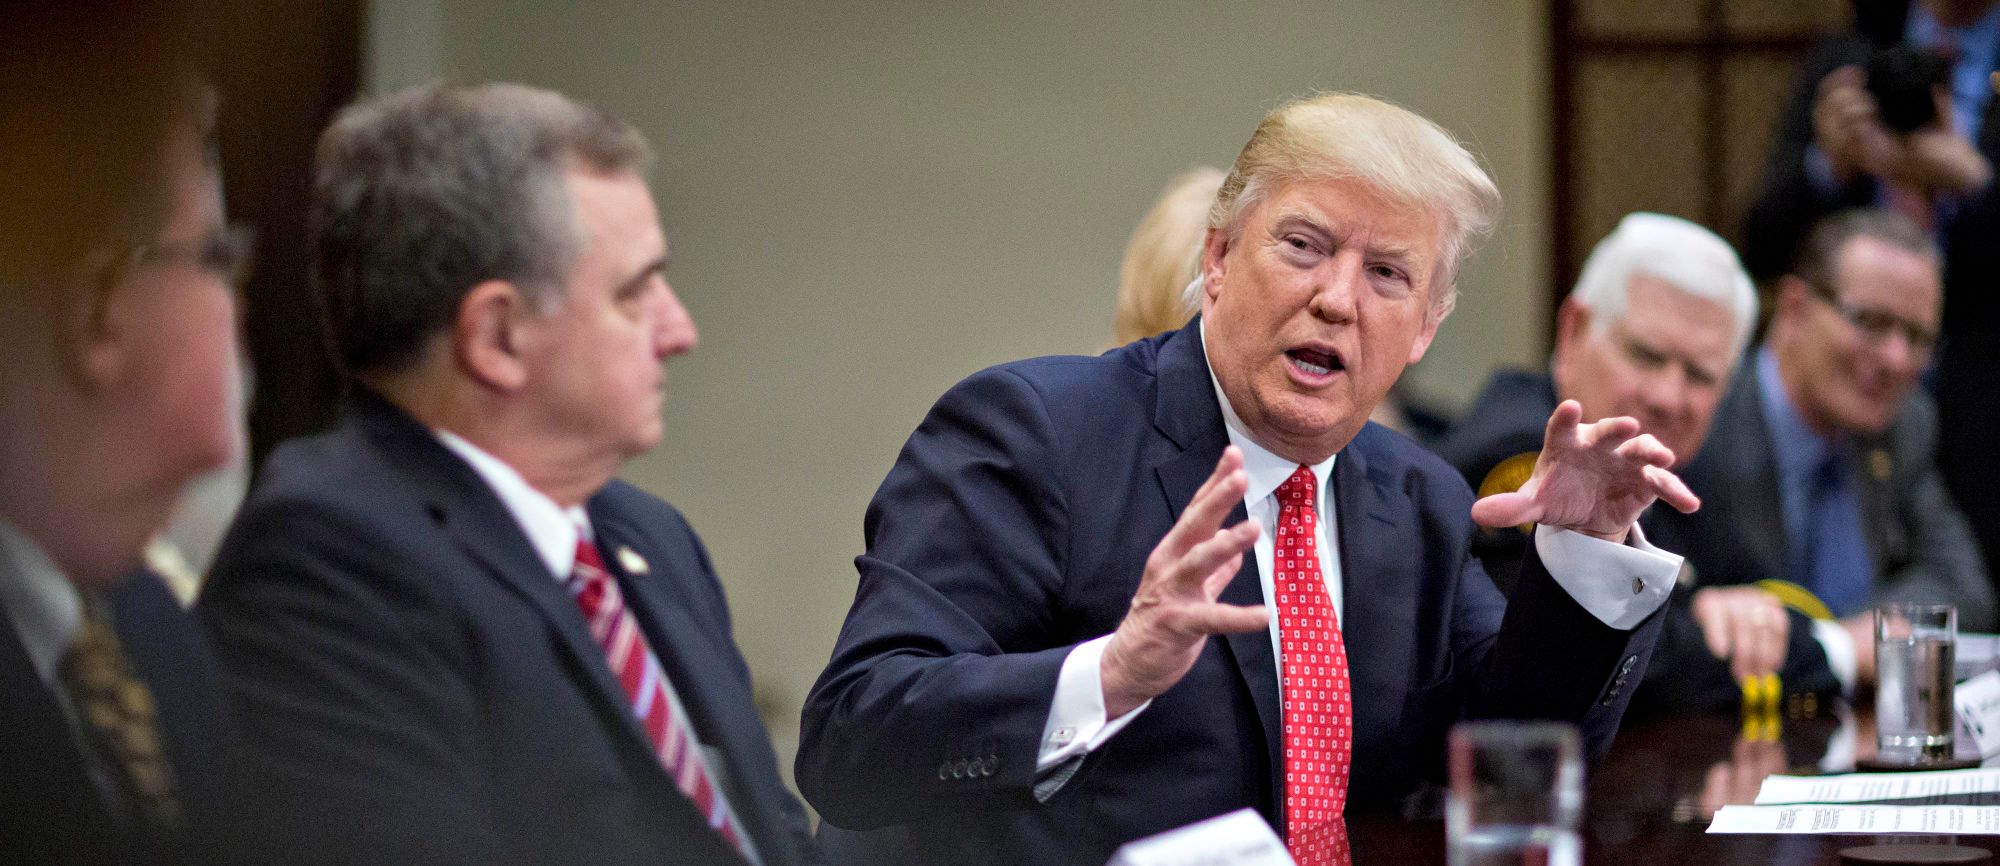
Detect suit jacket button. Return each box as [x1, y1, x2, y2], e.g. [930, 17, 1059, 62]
[952, 758, 968, 779]
[984, 755, 1000, 775]
[938, 761, 952, 780]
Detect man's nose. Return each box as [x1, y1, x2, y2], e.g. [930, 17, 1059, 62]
[654, 281, 699, 358]
[1876, 327, 1920, 376]
[1639, 363, 1689, 415]
[1308, 253, 1362, 324]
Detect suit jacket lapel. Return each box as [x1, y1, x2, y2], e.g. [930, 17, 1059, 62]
[1851, 431, 1902, 577]
[1330, 438, 1419, 783]
[1703, 361, 1788, 578]
[0, 609, 111, 835]
[346, 393, 660, 758]
[1151, 320, 1283, 808]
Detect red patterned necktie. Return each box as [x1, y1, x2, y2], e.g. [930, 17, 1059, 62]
[1274, 466, 1352, 866]
[568, 538, 747, 856]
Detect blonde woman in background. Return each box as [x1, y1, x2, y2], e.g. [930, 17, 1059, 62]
[1111, 166, 1225, 344]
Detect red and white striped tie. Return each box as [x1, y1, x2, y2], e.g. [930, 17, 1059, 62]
[1275, 466, 1352, 866]
[568, 537, 747, 856]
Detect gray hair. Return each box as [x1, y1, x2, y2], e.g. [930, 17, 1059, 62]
[311, 81, 652, 375]
[1793, 208, 1941, 297]
[1204, 92, 1502, 321]
[1570, 212, 1757, 356]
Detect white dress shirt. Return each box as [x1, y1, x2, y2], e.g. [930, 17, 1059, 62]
[1035, 329, 1683, 773]
[0, 519, 83, 692]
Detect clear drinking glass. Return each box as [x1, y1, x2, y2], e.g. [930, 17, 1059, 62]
[1875, 602, 1958, 766]
[1446, 721, 1583, 866]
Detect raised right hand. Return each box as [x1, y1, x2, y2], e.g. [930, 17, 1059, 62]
[1100, 446, 1270, 717]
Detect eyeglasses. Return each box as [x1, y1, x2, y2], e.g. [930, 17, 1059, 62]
[126, 223, 255, 288]
[1802, 281, 1937, 355]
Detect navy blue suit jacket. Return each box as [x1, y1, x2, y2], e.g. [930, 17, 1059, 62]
[0, 570, 240, 866]
[797, 322, 1666, 866]
[198, 390, 816, 866]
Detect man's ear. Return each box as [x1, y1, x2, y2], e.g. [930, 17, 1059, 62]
[51, 251, 131, 391]
[1199, 227, 1229, 309]
[1768, 275, 1812, 343]
[1549, 298, 1591, 392]
[454, 280, 532, 392]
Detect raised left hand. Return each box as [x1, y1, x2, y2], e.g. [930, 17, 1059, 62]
[1470, 400, 1700, 544]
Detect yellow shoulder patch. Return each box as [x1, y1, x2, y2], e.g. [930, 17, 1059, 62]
[1478, 452, 1539, 535]
[1754, 579, 1834, 621]
[1477, 452, 1539, 499]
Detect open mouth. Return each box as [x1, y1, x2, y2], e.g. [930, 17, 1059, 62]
[1286, 347, 1344, 378]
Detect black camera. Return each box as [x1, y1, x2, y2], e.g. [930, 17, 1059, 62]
[1867, 44, 1954, 133]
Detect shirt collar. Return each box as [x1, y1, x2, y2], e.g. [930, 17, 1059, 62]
[1198, 319, 1337, 506]
[433, 429, 592, 581]
[1756, 345, 1839, 480]
[0, 518, 83, 687]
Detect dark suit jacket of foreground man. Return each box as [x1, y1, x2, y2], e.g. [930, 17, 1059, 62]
[199, 391, 816, 866]
[798, 321, 1668, 866]
[1, 572, 238, 866]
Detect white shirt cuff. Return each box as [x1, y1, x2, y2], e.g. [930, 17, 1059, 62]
[1534, 522, 1680, 631]
[1811, 617, 1860, 695]
[1037, 635, 1151, 772]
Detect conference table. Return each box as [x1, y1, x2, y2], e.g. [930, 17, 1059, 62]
[1345, 701, 1997, 865]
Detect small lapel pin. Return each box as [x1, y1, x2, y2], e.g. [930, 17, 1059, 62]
[616, 546, 650, 575]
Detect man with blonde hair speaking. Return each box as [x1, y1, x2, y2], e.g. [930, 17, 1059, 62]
[800, 93, 1694, 865]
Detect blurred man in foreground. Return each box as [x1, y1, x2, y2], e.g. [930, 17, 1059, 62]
[800, 92, 1694, 866]
[198, 83, 816, 866]
[1648, 208, 1992, 707]
[0, 3, 246, 863]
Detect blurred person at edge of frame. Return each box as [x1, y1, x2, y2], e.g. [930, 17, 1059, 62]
[0, 2, 250, 865]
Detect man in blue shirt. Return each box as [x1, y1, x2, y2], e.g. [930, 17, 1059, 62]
[1653, 209, 1993, 705]
[1745, 0, 2000, 605]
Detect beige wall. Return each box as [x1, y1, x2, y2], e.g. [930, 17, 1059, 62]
[369, 0, 1551, 783]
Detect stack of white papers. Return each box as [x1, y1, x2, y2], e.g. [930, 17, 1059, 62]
[1709, 768, 2000, 835]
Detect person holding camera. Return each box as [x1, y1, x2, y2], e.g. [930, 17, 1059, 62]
[1744, 0, 2000, 607]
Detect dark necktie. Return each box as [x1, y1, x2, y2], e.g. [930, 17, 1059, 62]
[59, 596, 181, 829]
[1797, 452, 1872, 618]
